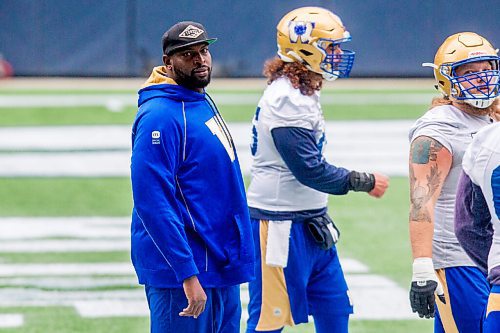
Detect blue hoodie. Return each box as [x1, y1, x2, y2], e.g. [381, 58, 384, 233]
[130, 66, 255, 288]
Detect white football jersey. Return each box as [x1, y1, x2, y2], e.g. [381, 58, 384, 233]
[409, 104, 492, 268]
[462, 122, 500, 273]
[247, 78, 328, 212]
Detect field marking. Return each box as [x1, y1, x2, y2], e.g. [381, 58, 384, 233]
[0, 260, 364, 276]
[0, 121, 412, 177]
[0, 277, 137, 289]
[0, 263, 134, 276]
[75, 300, 149, 317]
[0, 276, 414, 320]
[0, 216, 417, 320]
[0, 314, 24, 328]
[0, 240, 130, 252]
[0, 216, 129, 240]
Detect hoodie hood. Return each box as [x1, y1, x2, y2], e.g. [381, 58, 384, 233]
[138, 66, 206, 107]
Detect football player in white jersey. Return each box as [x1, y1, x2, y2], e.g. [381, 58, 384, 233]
[245, 7, 389, 333]
[408, 32, 500, 332]
[455, 122, 500, 333]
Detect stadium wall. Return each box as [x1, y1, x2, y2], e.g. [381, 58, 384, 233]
[0, 0, 498, 77]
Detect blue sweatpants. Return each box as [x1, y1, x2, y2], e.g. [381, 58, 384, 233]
[434, 266, 489, 333]
[484, 285, 500, 333]
[145, 285, 241, 333]
[246, 219, 353, 333]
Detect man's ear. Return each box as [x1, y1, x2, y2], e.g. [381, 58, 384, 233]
[163, 55, 170, 67]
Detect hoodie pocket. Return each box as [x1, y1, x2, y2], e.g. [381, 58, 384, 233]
[233, 213, 252, 260]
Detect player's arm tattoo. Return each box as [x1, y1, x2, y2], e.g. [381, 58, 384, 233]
[411, 137, 443, 164]
[409, 136, 445, 222]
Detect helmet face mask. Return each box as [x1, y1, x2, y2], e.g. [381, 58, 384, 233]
[316, 38, 355, 80]
[426, 32, 500, 109]
[447, 57, 500, 108]
[276, 7, 355, 81]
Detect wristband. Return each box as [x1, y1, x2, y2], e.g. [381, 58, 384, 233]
[349, 171, 375, 192]
[412, 257, 435, 281]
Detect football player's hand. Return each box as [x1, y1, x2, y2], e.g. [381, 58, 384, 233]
[368, 173, 389, 198]
[409, 258, 446, 318]
[180, 275, 207, 318]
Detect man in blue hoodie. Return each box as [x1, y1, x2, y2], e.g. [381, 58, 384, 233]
[130, 21, 255, 333]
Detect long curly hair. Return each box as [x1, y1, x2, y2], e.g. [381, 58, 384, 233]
[263, 57, 322, 96]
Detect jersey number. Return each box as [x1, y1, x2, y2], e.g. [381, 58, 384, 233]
[250, 107, 261, 156]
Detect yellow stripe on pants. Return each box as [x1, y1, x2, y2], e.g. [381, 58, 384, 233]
[435, 269, 459, 333]
[256, 220, 295, 331]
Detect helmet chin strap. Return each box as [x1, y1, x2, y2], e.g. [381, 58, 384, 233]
[306, 63, 339, 81]
[322, 71, 339, 81]
[463, 97, 495, 109]
[460, 87, 495, 109]
[452, 98, 493, 117]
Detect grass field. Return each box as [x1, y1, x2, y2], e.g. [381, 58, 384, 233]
[0, 177, 432, 333]
[0, 80, 434, 332]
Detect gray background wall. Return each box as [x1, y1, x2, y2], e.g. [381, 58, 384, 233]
[1, 0, 498, 77]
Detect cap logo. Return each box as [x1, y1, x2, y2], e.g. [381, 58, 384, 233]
[179, 25, 204, 39]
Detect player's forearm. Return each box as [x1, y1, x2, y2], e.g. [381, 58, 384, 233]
[409, 174, 436, 259]
[409, 217, 434, 258]
[407, 137, 451, 259]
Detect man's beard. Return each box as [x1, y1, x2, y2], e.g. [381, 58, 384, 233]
[173, 66, 211, 90]
[454, 98, 499, 117]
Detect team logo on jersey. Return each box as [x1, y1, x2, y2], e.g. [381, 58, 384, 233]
[288, 21, 314, 44]
[179, 25, 204, 39]
[205, 117, 235, 162]
[152, 131, 160, 145]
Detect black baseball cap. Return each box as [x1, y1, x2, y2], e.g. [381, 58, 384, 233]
[162, 21, 217, 55]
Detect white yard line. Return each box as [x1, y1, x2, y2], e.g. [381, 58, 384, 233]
[0, 277, 137, 289]
[0, 125, 131, 150]
[74, 300, 149, 317]
[0, 314, 24, 328]
[0, 259, 364, 276]
[0, 216, 129, 240]
[0, 217, 132, 252]
[0, 121, 412, 177]
[73, 275, 416, 320]
[0, 271, 414, 320]
[0, 216, 416, 320]
[0, 240, 130, 252]
[0, 151, 131, 177]
[0, 263, 134, 276]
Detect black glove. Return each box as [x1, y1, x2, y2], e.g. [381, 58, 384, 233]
[306, 214, 340, 250]
[409, 258, 446, 319]
[410, 281, 438, 318]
